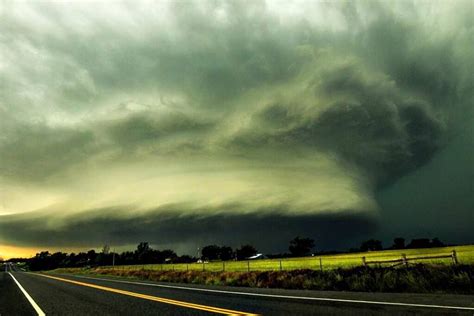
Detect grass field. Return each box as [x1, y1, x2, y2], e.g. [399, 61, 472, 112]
[54, 264, 474, 294]
[104, 245, 474, 273]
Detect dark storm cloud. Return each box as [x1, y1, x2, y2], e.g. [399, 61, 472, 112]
[228, 57, 444, 186]
[0, 108, 215, 181]
[103, 110, 214, 154]
[1, 1, 302, 114]
[0, 205, 377, 252]
[0, 122, 98, 182]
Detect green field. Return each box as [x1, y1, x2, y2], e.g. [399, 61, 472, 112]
[105, 245, 474, 273]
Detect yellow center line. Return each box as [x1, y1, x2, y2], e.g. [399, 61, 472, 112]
[34, 273, 259, 316]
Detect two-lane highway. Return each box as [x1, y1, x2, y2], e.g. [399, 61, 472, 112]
[1, 264, 474, 315]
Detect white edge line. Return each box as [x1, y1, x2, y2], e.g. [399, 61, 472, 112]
[42, 273, 474, 311]
[8, 272, 46, 316]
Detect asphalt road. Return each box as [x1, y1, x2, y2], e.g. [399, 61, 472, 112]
[1, 264, 473, 315]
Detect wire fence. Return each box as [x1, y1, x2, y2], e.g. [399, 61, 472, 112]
[363, 250, 458, 267]
[101, 249, 462, 273]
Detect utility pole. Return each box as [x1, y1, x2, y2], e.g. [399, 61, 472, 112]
[112, 248, 115, 268]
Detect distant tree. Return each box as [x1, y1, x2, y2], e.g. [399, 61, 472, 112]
[119, 251, 135, 264]
[219, 246, 234, 261]
[75, 252, 89, 267]
[360, 239, 383, 252]
[136, 242, 150, 254]
[136, 242, 155, 263]
[25, 244, 187, 270]
[289, 236, 315, 257]
[201, 245, 221, 261]
[431, 238, 445, 248]
[406, 238, 431, 249]
[160, 249, 177, 263]
[391, 238, 405, 249]
[47, 251, 58, 268]
[28, 251, 68, 271]
[236, 245, 257, 260]
[101, 244, 110, 254]
[87, 250, 97, 264]
[96, 245, 113, 265]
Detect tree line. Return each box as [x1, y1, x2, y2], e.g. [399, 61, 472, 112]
[357, 237, 446, 252]
[25, 243, 182, 271]
[5, 236, 446, 271]
[12, 237, 315, 271]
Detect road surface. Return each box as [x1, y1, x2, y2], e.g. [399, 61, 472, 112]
[1, 263, 473, 315]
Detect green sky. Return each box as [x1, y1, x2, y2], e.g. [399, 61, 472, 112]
[0, 0, 472, 256]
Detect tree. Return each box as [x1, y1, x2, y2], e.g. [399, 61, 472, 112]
[136, 242, 150, 253]
[405, 238, 445, 249]
[431, 238, 445, 248]
[119, 251, 135, 264]
[96, 248, 111, 266]
[289, 236, 315, 257]
[101, 244, 110, 254]
[235, 245, 257, 260]
[200, 245, 234, 261]
[360, 239, 383, 251]
[391, 237, 405, 249]
[160, 249, 177, 263]
[201, 245, 221, 261]
[136, 242, 152, 263]
[87, 250, 97, 264]
[219, 246, 234, 261]
[406, 238, 431, 249]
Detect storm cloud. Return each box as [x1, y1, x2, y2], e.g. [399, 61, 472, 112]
[0, 205, 377, 253]
[0, 0, 472, 256]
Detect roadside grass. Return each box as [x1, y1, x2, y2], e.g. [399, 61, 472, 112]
[50, 264, 474, 294]
[102, 244, 474, 272]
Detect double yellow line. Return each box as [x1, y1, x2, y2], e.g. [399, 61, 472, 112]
[36, 274, 258, 315]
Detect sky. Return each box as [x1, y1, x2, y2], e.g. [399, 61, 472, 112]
[0, 0, 473, 259]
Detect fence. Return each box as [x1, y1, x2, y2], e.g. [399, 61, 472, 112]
[101, 249, 461, 273]
[105, 257, 329, 273]
[362, 250, 458, 267]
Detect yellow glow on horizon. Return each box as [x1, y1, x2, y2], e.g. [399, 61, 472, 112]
[0, 244, 40, 260]
[0, 244, 108, 260]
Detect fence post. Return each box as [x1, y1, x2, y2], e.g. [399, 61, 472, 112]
[402, 254, 408, 267]
[223, 261, 225, 272]
[247, 261, 250, 272]
[362, 256, 367, 267]
[452, 250, 458, 264]
[172, 264, 174, 271]
[202, 262, 205, 272]
[319, 257, 323, 272]
[279, 260, 282, 271]
[161, 264, 163, 271]
[186, 264, 189, 271]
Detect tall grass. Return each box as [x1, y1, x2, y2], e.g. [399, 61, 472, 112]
[53, 264, 474, 294]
